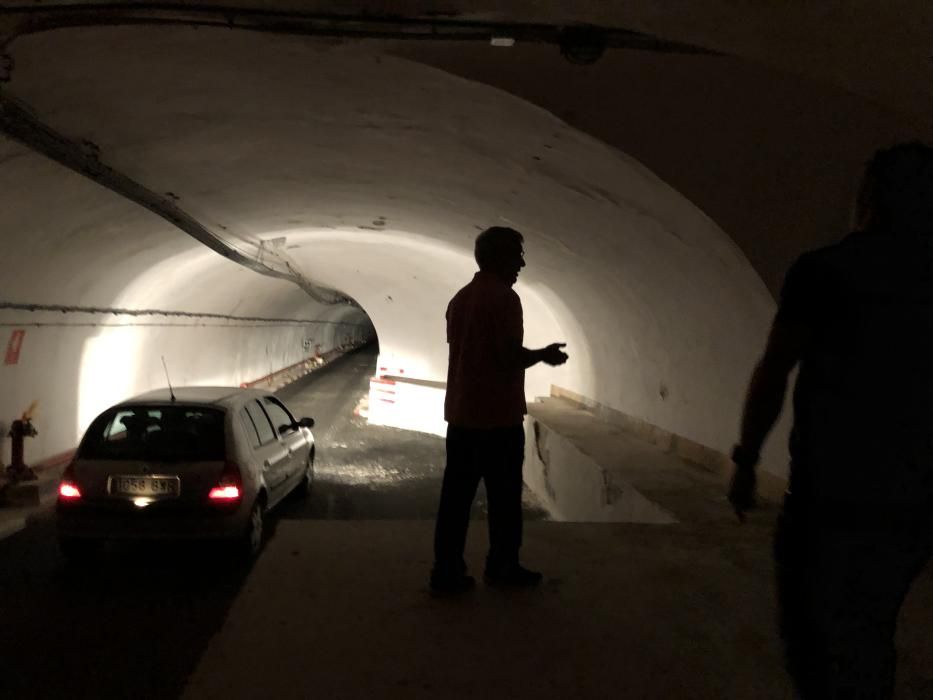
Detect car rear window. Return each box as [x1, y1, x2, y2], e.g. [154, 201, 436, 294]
[80, 405, 226, 462]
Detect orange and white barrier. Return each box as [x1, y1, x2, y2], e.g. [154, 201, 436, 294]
[366, 363, 447, 437]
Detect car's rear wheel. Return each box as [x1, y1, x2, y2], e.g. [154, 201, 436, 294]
[237, 498, 265, 562]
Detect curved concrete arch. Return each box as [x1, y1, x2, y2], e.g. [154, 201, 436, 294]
[263, 230, 577, 396]
[0, 25, 789, 476]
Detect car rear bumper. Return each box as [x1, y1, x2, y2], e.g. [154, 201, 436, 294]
[56, 500, 249, 540]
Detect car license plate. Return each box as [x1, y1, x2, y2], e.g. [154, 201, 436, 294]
[110, 476, 180, 498]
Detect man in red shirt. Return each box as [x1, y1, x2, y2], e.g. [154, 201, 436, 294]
[431, 226, 568, 594]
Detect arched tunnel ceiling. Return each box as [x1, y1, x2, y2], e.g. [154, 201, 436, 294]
[1, 1, 929, 297]
[3, 1, 931, 124]
[1, 25, 785, 471]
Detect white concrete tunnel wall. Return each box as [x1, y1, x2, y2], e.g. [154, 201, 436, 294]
[1, 26, 791, 478]
[76, 248, 371, 431]
[0, 154, 372, 461]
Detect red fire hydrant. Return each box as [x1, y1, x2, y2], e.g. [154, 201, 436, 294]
[6, 416, 38, 482]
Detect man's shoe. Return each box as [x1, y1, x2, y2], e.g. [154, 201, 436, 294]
[483, 564, 543, 588]
[429, 573, 476, 595]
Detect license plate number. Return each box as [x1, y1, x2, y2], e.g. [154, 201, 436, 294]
[111, 476, 180, 498]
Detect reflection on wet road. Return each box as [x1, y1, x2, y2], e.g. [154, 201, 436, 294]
[277, 345, 547, 521]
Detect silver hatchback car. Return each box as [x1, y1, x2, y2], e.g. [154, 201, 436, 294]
[56, 387, 315, 561]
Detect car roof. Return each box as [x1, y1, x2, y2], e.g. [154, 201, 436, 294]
[122, 386, 269, 408]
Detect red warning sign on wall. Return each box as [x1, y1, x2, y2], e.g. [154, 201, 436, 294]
[4, 329, 25, 365]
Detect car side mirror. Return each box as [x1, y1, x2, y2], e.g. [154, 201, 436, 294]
[298, 417, 315, 429]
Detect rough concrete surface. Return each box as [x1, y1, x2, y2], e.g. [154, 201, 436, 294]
[182, 519, 783, 700]
[180, 516, 933, 700]
[526, 397, 718, 523]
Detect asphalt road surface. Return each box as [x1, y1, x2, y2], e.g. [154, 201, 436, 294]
[0, 344, 545, 700]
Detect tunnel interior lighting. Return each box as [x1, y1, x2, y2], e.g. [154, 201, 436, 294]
[490, 36, 515, 47]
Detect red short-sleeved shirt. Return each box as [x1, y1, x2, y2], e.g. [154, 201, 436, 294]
[444, 271, 526, 428]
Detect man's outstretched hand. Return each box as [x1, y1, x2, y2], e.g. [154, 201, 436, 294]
[542, 343, 569, 366]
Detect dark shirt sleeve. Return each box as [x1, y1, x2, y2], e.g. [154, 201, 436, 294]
[775, 252, 825, 331]
[491, 291, 523, 369]
[445, 302, 452, 344]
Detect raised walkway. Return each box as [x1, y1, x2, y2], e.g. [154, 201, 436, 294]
[526, 396, 734, 524]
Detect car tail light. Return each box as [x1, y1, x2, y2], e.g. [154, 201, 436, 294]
[208, 461, 242, 502]
[58, 462, 82, 501]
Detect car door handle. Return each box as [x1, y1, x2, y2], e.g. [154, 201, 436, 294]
[263, 459, 271, 471]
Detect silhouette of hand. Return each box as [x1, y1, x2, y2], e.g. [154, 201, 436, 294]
[728, 463, 757, 523]
[542, 343, 569, 366]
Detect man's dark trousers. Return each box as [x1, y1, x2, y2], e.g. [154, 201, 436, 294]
[433, 424, 525, 576]
[775, 493, 933, 698]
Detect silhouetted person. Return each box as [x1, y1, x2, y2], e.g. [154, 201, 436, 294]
[729, 142, 933, 699]
[431, 226, 568, 594]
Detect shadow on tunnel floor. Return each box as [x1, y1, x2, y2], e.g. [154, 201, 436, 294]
[0, 514, 250, 700]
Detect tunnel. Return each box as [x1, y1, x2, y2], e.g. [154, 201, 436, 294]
[0, 24, 787, 480]
[2, 5, 933, 699]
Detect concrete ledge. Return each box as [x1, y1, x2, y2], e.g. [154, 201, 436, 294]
[526, 397, 765, 524]
[550, 385, 787, 503]
[243, 342, 367, 392]
[1, 460, 68, 507]
[524, 412, 678, 523]
[1, 448, 73, 507]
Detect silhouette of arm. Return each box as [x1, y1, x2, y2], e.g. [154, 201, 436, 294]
[729, 316, 805, 520]
[730, 254, 819, 519]
[521, 345, 568, 368]
[494, 292, 569, 369]
[521, 347, 544, 368]
[738, 316, 806, 458]
[738, 253, 820, 463]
